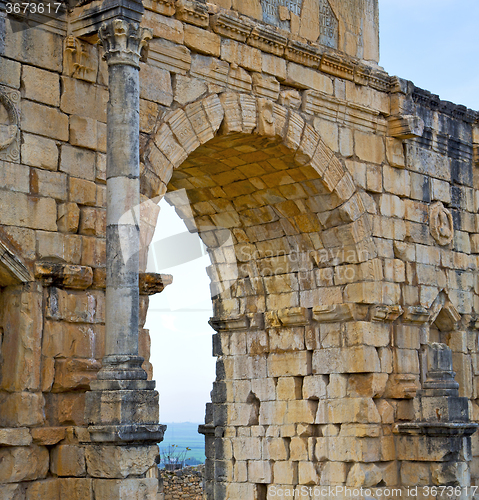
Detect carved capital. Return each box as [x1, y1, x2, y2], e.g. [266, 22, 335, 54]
[98, 19, 152, 67]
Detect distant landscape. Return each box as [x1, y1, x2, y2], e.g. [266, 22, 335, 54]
[159, 422, 205, 466]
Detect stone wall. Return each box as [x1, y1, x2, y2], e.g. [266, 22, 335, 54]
[161, 465, 204, 499]
[0, 0, 479, 498]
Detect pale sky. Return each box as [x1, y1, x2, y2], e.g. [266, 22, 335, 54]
[146, 0, 479, 424]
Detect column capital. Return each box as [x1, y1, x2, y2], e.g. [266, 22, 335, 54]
[99, 19, 152, 68]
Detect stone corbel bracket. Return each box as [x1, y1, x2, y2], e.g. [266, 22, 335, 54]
[35, 262, 93, 289]
[387, 115, 425, 140]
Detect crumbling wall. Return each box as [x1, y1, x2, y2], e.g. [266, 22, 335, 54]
[161, 466, 204, 500]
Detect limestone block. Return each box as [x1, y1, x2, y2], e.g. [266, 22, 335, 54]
[31, 427, 66, 446]
[228, 66, 252, 92]
[284, 400, 317, 424]
[259, 401, 287, 425]
[0, 392, 45, 427]
[312, 346, 381, 374]
[320, 461, 347, 486]
[148, 38, 190, 77]
[262, 53, 286, 80]
[79, 207, 106, 236]
[36, 231, 82, 263]
[221, 39, 261, 72]
[25, 479, 60, 500]
[231, 0, 261, 19]
[276, 377, 302, 400]
[302, 375, 327, 400]
[30, 169, 67, 201]
[344, 321, 390, 347]
[60, 77, 108, 122]
[251, 377, 276, 401]
[347, 373, 388, 398]
[139, 100, 159, 135]
[248, 460, 272, 483]
[1, 287, 42, 392]
[4, 20, 62, 69]
[60, 145, 96, 181]
[93, 478, 158, 500]
[85, 445, 158, 479]
[289, 437, 308, 461]
[316, 398, 381, 424]
[142, 11, 183, 42]
[0, 57, 21, 88]
[139, 63, 173, 105]
[21, 133, 58, 170]
[298, 461, 318, 485]
[0, 161, 29, 193]
[386, 137, 405, 167]
[232, 437, 261, 460]
[354, 130, 385, 164]
[21, 100, 68, 141]
[267, 351, 311, 377]
[379, 193, 405, 218]
[51, 445, 86, 477]
[431, 462, 469, 487]
[285, 63, 333, 93]
[326, 374, 347, 398]
[383, 165, 410, 197]
[22, 65, 59, 107]
[69, 178, 97, 206]
[0, 445, 49, 483]
[57, 479, 93, 500]
[184, 25, 220, 56]
[173, 75, 207, 106]
[191, 54, 229, 89]
[0, 428, 32, 446]
[346, 463, 382, 488]
[394, 348, 420, 374]
[52, 358, 101, 392]
[57, 203, 81, 233]
[69, 115, 100, 151]
[263, 438, 288, 460]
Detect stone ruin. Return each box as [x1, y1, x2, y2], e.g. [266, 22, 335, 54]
[0, 0, 479, 498]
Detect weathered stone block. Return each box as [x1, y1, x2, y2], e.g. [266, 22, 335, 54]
[60, 77, 108, 122]
[85, 445, 158, 479]
[0, 445, 49, 483]
[21, 133, 59, 170]
[22, 65, 60, 107]
[51, 445, 86, 477]
[21, 100, 68, 141]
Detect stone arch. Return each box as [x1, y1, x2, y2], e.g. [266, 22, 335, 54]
[139, 93, 389, 498]
[140, 93, 381, 313]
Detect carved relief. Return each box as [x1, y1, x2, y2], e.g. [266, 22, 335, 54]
[63, 36, 98, 83]
[429, 202, 454, 246]
[0, 86, 20, 163]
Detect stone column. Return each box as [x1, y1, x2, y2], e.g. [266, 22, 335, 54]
[84, 19, 165, 445]
[100, 18, 150, 381]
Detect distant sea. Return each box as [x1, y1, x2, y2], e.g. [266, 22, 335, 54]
[159, 422, 205, 465]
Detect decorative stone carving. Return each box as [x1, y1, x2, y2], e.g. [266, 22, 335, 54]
[429, 202, 454, 246]
[0, 85, 20, 163]
[211, 13, 254, 43]
[63, 36, 98, 83]
[98, 19, 152, 68]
